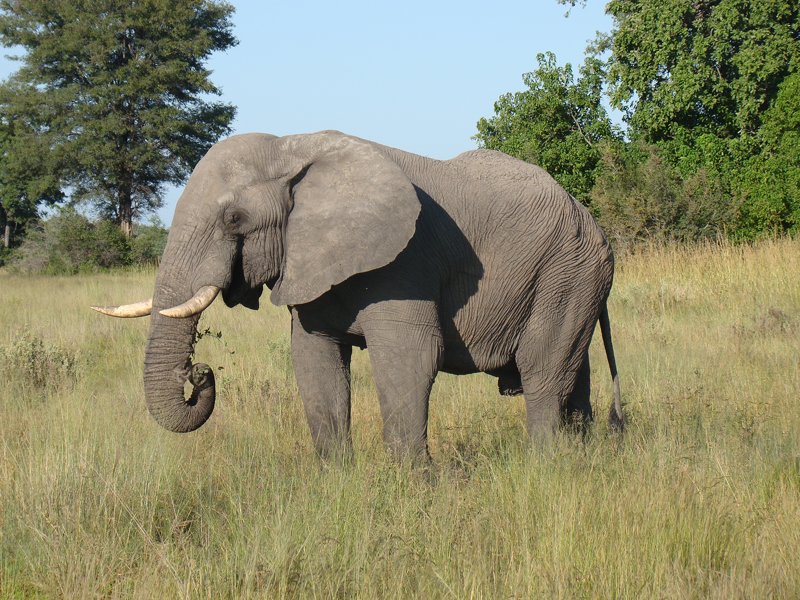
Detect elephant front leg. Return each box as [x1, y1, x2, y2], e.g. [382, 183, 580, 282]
[362, 301, 443, 465]
[291, 310, 353, 462]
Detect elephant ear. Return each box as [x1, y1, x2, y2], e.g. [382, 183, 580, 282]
[270, 135, 421, 306]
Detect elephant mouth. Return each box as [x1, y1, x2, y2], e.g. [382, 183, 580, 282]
[221, 242, 266, 310]
[222, 284, 263, 310]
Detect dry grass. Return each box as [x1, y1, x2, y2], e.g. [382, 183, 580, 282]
[1, 238, 799, 598]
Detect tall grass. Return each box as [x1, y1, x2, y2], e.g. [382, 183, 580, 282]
[1, 240, 799, 598]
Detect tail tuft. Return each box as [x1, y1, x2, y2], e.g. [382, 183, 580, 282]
[608, 386, 624, 432]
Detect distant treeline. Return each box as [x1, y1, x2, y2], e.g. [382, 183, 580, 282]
[8, 208, 168, 274]
[1, 1, 798, 272]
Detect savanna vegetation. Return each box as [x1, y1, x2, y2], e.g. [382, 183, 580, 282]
[1, 238, 799, 598]
[1, 1, 799, 596]
[2, 0, 798, 265]
[11, 208, 168, 275]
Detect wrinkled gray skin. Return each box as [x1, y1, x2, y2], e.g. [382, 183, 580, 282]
[144, 131, 622, 463]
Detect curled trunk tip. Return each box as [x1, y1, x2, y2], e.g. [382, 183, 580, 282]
[143, 310, 217, 434]
[146, 362, 216, 433]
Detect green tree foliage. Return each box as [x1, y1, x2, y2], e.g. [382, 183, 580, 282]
[596, 0, 799, 239]
[475, 52, 619, 203]
[0, 0, 237, 237]
[13, 207, 168, 274]
[602, 0, 799, 146]
[0, 113, 62, 257]
[735, 71, 800, 237]
[548, 0, 799, 242]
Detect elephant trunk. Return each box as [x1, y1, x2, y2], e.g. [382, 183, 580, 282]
[143, 302, 216, 433]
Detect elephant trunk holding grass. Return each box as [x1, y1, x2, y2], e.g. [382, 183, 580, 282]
[94, 131, 623, 462]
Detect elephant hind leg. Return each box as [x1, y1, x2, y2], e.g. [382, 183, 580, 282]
[515, 291, 599, 443]
[562, 351, 593, 433]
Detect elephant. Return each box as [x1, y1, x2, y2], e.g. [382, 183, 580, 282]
[93, 130, 623, 463]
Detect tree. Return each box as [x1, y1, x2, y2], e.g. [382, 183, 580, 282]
[0, 106, 62, 252]
[556, 0, 588, 11]
[555, 0, 799, 240]
[0, 0, 237, 236]
[598, 0, 799, 164]
[736, 70, 800, 237]
[597, 0, 800, 238]
[475, 52, 619, 203]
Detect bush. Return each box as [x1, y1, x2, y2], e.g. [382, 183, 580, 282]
[0, 330, 77, 390]
[0, 244, 12, 267]
[12, 207, 168, 274]
[591, 142, 734, 248]
[130, 217, 168, 265]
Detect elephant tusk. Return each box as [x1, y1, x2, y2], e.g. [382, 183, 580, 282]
[91, 298, 153, 318]
[159, 285, 220, 318]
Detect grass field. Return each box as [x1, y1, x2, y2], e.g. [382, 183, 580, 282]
[1, 238, 799, 598]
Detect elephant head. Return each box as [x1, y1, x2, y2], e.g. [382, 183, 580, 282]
[93, 131, 421, 432]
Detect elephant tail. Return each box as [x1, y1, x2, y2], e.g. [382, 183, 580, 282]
[599, 304, 624, 432]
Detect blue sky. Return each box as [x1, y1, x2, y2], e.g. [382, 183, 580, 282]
[0, 1, 612, 225]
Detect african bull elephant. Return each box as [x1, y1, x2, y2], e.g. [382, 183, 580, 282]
[93, 130, 622, 463]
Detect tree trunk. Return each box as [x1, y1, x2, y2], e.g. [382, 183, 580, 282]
[119, 185, 133, 237]
[0, 203, 9, 249]
[120, 212, 132, 237]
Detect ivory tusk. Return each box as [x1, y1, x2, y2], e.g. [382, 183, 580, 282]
[159, 285, 220, 318]
[91, 299, 153, 318]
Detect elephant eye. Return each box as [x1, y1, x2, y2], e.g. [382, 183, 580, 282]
[223, 208, 246, 232]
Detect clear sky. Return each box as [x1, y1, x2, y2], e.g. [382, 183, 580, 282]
[0, 1, 612, 225]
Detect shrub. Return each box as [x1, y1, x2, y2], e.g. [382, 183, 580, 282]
[130, 217, 168, 265]
[1, 330, 77, 390]
[733, 73, 800, 239]
[0, 243, 13, 267]
[12, 208, 168, 274]
[92, 219, 132, 269]
[591, 142, 734, 248]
